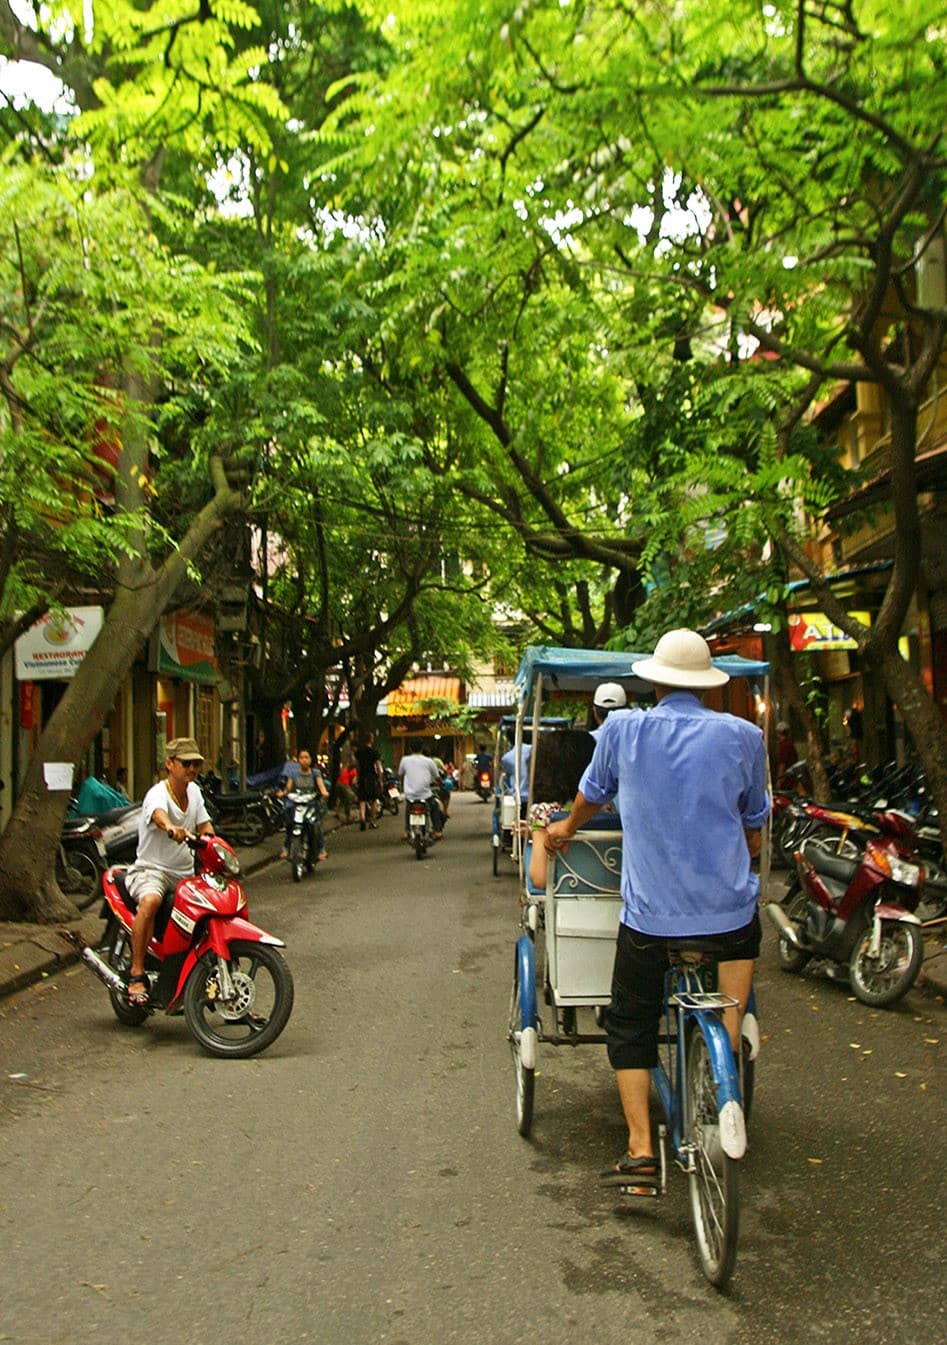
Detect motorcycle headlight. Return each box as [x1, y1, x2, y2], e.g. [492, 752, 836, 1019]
[888, 856, 923, 888]
[210, 839, 242, 878]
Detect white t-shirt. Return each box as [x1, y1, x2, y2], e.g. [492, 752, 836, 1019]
[398, 753, 440, 801]
[131, 779, 212, 880]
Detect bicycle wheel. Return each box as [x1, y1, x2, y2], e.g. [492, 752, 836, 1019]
[509, 939, 537, 1137]
[685, 1024, 739, 1288]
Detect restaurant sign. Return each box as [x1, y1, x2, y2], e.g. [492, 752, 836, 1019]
[14, 606, 104, 681]
[157, 610, 218, 685]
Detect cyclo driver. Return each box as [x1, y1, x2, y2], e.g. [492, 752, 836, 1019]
[543, 630, 769, 1185]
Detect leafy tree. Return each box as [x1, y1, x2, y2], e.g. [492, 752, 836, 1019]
[0, 0, 277, 919]
[324, 0, 947, 823]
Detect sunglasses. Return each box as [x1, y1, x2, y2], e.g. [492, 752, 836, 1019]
[174, 758, 203, 768]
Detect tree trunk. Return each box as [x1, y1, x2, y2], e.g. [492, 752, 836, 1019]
[0, 462, 240, 922]
[769, 623, 830, 799]
[877, 648, 947, 858]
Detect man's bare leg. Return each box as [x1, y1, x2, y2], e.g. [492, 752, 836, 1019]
[615, 1067, 654, 1158]
[717, 958, 755, 1052]
[129, 891, 161, 983]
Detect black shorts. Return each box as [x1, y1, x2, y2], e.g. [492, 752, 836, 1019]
[605, 912, 762, 1071]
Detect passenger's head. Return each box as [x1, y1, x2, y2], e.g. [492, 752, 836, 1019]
[407, 738, 423, 754]
[298, 749, 313, 769]
[593, 681, 627, 722]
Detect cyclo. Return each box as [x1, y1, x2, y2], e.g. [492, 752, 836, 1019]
[506, 645, 771, 1288]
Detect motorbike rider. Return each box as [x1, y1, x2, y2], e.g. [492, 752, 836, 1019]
[277, 748, 330, 861]
[543, 629, 769, 1186]
[124, 738, 215, 1008]
[398, 739, 444, 840]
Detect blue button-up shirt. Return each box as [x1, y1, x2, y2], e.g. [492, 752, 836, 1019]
[578, 693, 769, 937]
[501, 744, 532, 801]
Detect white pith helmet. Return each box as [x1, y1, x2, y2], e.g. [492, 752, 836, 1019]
[632, 628, 729, 689]
[593, 682, 628, 710]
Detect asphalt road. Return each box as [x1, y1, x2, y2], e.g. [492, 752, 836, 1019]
[1, 794, 945, 1345]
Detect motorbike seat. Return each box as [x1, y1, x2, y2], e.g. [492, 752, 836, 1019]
[666, 938, 728, 966]
[213, 791, 264, 807]
[94, 804, 139, 825]
[112, 869, 174, 940]
[800, 843, 857, 883]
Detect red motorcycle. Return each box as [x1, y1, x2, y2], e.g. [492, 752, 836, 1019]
[766, 826, 925, 1007]
[69, 834, 294, 1057]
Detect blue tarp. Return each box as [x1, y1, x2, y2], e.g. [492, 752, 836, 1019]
[514, 645, 769, 699]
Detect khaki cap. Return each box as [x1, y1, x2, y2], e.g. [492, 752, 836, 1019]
[165, 737, 204, 763]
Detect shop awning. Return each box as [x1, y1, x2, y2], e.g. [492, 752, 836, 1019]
[467, 683, 516, 708]
[700, 561, 893, 637]
[828, 439, 947, 518]
[385, 676, 462, 717]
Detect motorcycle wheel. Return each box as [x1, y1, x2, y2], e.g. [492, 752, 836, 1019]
[228, 813, 267, 847]
[184, 941, 294, 1058]
[103, 920, 150, 1027]
[916, 859, 947, 922]
[289, 836, 303, 883]
[849, 920, 924, 1007]
[413, 832, 426, 860]
[775, 883, 811, 974]
[55, 848, 101, 909]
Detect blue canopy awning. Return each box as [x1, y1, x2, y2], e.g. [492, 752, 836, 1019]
[514, 645, 769, 700]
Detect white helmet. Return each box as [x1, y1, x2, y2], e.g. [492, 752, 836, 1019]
[594, 681, 627, 710]
[632, 628, 729, 689]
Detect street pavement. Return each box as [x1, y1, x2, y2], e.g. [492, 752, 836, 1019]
[1, 811, 946, 1000]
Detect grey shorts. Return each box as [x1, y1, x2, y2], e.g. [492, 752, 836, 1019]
[124, 865, 179, 903]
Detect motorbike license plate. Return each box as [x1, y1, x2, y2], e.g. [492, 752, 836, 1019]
[409, 811, 425, 828]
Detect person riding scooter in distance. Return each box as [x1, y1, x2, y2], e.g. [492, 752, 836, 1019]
[277, 748, 330, 862]
[543, 630, 769, 1187]
[398, 739, 444, 840]
[123, 738, 215, 1008]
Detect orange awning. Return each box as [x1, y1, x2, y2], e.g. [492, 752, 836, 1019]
[386, 676, 461, 717]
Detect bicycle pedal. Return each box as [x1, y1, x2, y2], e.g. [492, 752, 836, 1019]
[617, 1182, 660, 1199]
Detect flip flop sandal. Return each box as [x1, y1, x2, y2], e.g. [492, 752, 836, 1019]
[126, 973, 151, 1008]
[599, 1152, 658, 1186]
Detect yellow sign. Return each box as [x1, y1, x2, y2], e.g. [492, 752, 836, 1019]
[788, 611, 869, 651]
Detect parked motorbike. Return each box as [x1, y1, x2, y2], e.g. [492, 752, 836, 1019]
[198, 772, 271, 847]
[378, 768, 401, 817]
[66, 834, 294, 1057]
[56, 820, 107, 907]
[766, 828, 926, 1007]
[285, 792, 325, 882]
[62, 802, 140, 866]
[407, 799, 432, 860]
